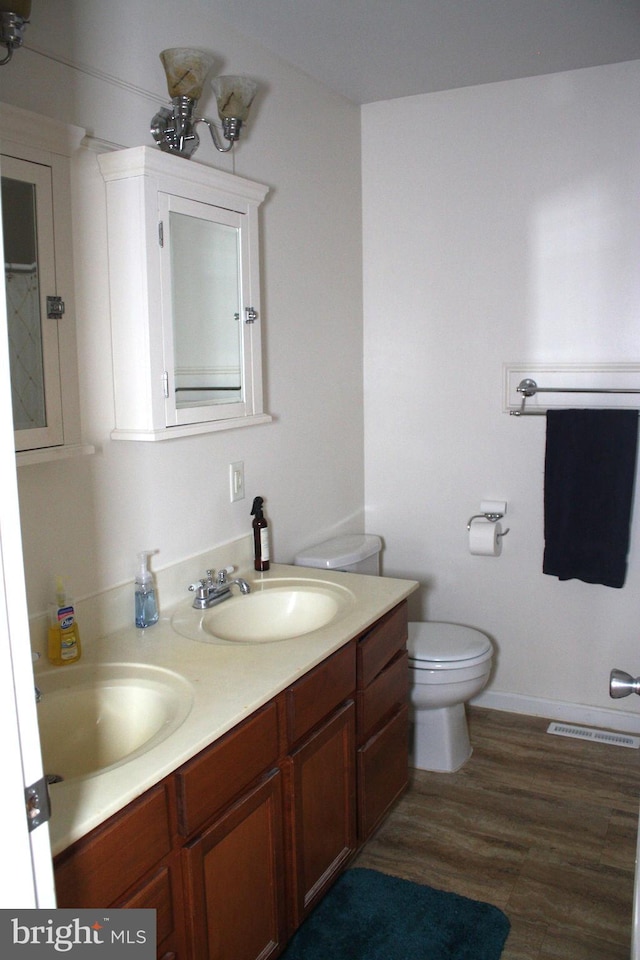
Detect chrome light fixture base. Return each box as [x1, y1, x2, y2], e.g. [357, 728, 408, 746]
[0, 9, 30, 66]
[151, 97, 202, 159]
[151, 97, 250, 158]
[150, 98, 243, 157]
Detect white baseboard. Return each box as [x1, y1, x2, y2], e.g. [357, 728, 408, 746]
[472, 689, 640, 736]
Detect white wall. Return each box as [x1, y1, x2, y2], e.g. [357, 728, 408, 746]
[1, 0, 364, 626]
[363, 60, 640, 723]
[4, 3, 638, 727]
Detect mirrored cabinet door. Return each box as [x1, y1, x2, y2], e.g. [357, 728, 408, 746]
[160, 193, 250, 426]
[2, 154, 64, 450]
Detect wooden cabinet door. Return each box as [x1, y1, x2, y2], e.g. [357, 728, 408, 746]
[284, 701, 356, 929]
[117, 854, 185, 960]
[357, 703, 409, 843]
[183, 768, 286, 960]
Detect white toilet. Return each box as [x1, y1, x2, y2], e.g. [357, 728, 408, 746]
[294, 535, 493, 774]
[408, 622, 493, 772]
[294, 534, 382, 575]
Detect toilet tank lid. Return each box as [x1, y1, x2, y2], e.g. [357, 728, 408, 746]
[294, 534, 382, 569]
[408, 622, 492, 662]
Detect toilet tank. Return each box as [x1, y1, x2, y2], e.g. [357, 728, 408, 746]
[294, 535, 382, 575]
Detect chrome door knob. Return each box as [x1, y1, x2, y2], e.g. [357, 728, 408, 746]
[609, 668, 640, 699]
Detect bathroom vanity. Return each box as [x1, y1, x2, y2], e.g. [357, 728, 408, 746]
[48, 565, 415, 960]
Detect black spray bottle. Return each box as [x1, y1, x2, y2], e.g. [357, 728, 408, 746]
[251, 496, 270, 571]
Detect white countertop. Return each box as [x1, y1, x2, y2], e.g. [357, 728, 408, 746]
[37, 564, 418, 856]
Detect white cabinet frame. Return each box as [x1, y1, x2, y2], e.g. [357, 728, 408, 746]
[0, 102, 93, 466]
[99, 147, 270, 441]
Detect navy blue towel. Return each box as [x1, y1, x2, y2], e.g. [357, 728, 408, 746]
[543, 409, 638, 588]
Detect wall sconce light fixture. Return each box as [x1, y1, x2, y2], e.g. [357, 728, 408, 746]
[150, 48, 258, 159]
[0, 0, 30, 66]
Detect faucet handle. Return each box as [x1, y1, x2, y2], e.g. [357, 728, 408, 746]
[188, 579, 209, 598]
[216, 566, 235, 586]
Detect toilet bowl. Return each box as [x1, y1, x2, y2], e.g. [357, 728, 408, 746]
[408, 622, 493, 773]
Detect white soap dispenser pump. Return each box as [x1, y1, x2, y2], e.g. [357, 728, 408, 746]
[135, 550, 159, 628]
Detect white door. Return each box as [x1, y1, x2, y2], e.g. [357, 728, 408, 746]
[632, 807, 640, 960]
[0, 163, 56, 908]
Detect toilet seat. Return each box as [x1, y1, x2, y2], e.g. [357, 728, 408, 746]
[408, 622, 492, 671]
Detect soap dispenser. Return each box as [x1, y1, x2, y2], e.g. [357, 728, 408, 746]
[48, 576, 81, 666]
[135, 551, 159, 628]
[251, 496, 270, 571]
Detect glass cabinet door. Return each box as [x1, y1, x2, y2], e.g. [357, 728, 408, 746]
[159, 193, 252, 427]
[1, 154, 63, 449]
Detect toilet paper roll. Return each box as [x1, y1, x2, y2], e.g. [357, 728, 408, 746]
[469, 520, 502, 556]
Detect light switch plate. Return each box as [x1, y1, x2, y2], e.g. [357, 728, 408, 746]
[229, 461, 245, 502]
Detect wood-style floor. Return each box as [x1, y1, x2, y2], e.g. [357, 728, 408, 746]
[353, 707, 640, 959]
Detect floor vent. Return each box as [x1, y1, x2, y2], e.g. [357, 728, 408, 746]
[547, 721, 640, 749]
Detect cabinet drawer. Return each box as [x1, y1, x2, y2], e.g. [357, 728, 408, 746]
[357, 650, 409, 745]
[176, 701, 280, 837]
[55, 782, 172, 907]
[357, 704, 409, 843]
[357, 601, 408, 688]
[286, 643, 356, 747]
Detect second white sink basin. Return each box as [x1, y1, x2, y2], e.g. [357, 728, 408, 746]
[171, 578, 356, 644]
[36, 663, 194, 781]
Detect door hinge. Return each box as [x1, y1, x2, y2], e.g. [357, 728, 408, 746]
[46, 296, 65, 319]
[25, 776, 51, 833]
[158, 221, 164, 247]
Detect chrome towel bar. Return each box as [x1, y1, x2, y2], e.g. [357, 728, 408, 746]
[511, 378, 640, 416]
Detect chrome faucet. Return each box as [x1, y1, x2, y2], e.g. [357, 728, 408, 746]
[189, 568, 251, 610]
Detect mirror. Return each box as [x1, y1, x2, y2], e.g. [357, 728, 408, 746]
[169, 208, 243, 408]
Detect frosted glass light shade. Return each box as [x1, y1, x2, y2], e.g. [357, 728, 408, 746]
[160, 48, 215, 99]
[211, 76, 258, 121]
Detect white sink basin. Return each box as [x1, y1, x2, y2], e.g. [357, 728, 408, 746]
[36, 663, 193, 781]
[171, 577, 356, 644]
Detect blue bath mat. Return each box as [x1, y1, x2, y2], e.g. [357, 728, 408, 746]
[281, 867, 510, 960]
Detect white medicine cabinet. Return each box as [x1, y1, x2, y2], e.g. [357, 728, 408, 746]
[98, 147, 271, 440]
[1, 102, 93, 465]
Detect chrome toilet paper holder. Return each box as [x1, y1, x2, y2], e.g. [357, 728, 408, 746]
[467, 499, 510, 537]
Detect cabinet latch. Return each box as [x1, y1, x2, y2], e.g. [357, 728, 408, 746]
[46, 296, 65, 319]
[245, 307, 258, 324]
[25, 776, 51, 833]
